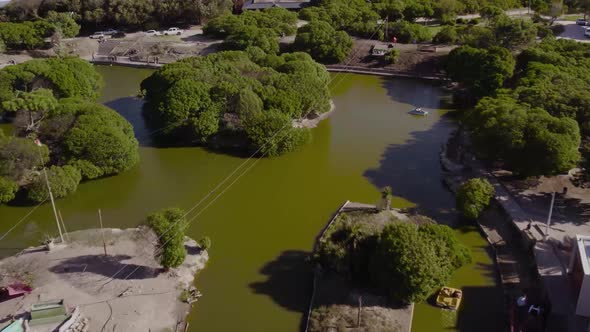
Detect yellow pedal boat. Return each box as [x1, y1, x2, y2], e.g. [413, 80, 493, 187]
[435, 286, 462, 310]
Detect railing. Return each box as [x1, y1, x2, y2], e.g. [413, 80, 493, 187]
[325, 65, 448, 81]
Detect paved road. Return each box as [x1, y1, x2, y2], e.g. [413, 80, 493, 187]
[555, 20, 590, 43]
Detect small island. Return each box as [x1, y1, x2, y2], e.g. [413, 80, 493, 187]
[0, 208, 209, 331]
[307, 195, 471, 331]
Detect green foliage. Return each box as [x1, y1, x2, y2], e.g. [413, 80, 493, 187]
[243, 110, 312, 156]
[197, 236, 212, 250]
[470, 95, 581, 176]
[33, 0, 232, 30]
[294, 21, 353, 64]
[446, 45, 515, 98]
[57, 101, 139, 178]
[387, 21, 432, 43]
[369, 222, 471, 303]
[205, 8, 297, 38]
[492, 15, 537, 50]
[26, 165, 81, 203]
[146, 207, 188, 269]
[385, 48, 400, 64]
[0, 57, 103, 107]
[299, 0, 379, 37]
[224, 26, 280, 54]
[45, 11, 80, 38]
[141, 51, 330, 155]
[0, 20, 54, 50]
[456, 178, 495, 219]
[0, 176, 18, 204]
[433, 26, 458, 44]
[0, 136, 49, 181]
[2, 89, 58, 113]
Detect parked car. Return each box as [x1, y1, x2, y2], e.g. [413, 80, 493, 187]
[585, 27, 590, 37]
[576, 18, 587, 25]
[145, 30, 162, 36]
[90, 32, 106, 39]
[163, 27, 183, 35]
[103, 28, 119, 35]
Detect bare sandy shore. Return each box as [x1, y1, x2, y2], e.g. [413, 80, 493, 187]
[0, 227, 208, 332]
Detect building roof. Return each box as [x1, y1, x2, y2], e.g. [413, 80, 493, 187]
[242, 0, 310, 10]
[576, 234, 590, 275]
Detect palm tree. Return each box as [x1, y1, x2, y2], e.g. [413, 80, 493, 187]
[380, 186, 392, 211]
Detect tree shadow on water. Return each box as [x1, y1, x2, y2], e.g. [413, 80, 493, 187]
[104, 97, 156, 147]
[454, 286, 505, 331]
[249, 250, 313, 329]
[363, 117, 459, 224]
[380, 78, 450, 110]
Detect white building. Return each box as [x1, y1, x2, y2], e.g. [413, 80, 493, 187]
[569, 235, 590, 317]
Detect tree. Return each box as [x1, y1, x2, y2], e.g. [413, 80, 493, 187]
[198, 236, 212, 250]
[378, 186, 392, 211]
[0, 136, 49, 181]
[59, 101, 139, 178]
[387, 21, 432, 43]
[146, 207, 188, 269]
[45, 11, 80, 38]
[0, 176, 18, 204]
[369, 223, 470, 303]
[456, 178, 495, 219]
[224, 25, 280, 54]
[433, 26, 458, 44]
[492, 15, 537, 50]
[3, 89, 58, 134]
[446, 46, 515, 98]
[26, 165, 81, 202]
[294, 21, 353, 64]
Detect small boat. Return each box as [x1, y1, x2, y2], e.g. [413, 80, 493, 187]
[435, 286, 462, 310]
[409, 107, 429, 116]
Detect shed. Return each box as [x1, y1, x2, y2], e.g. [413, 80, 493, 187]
[569, 235, 590, 317]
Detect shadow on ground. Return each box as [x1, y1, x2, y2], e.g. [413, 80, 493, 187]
[49, 254, 160, 280]
[249, 250, 312, 329]
[454, 286, 506, 332]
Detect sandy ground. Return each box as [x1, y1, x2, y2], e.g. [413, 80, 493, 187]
[0, 227, 208, 332]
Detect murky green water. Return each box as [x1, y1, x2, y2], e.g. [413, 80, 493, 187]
[0, 66, 502, 331]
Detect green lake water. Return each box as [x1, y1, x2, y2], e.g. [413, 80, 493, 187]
[0, 66, 503, 331]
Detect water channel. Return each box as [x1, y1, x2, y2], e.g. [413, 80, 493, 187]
[0, 66, 503, 331]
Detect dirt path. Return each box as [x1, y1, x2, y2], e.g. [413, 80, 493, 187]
[0, 227, 208, 332]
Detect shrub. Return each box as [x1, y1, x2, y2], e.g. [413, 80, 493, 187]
[385, 49, 400, 64]
[0, 176, 18, 203]
[468, 18, 480, 25]
[146, 207, 188, 269]
[456, 178, 495, 219]
[26, 165, 81, 203]
[433, 26, 458, 44]
[387, 21, 432, 43]
[549, 24, 565, 36]
[198, 236, 212, 250]
[456, 18, 467, 24]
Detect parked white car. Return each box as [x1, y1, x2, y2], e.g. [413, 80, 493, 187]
[163, 27, 183, 36]
[103, 28, 119, 35]
[90, 32, 106, 39]
[145, 30, 162, 36]
[585, 27, 590, 37]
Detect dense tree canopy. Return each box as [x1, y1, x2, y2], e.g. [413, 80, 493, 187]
[369, 222, 471, 303]
[45, 11, 80, 38]
[0, 176, 18, 203]
[469, 95, 581, 176]
[294, 21, 353, 64]
[141, 50, 331, 156]
[447, 45, 515, 98]
[26, 165, 81, 202]
[0, 57, 103, 105]
[0, 58, 138, 204]
[2, 0, 232, 30]
[456, 178, 495, 219]
[204, 8, 298, 38]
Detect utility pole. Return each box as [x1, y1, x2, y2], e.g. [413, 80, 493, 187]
[35, 139, 64, 243]
[98, 209, 107, 256]
[545, 191, 556, 240]
[384, 16, 389, 42]
[58, 210, 69, 241]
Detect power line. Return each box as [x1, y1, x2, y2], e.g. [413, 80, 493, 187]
[0, 197, 48, 242]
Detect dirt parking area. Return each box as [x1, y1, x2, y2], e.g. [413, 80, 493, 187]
[0, 227, 208, 332]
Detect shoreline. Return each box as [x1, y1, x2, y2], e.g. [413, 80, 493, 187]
[0, 227, 208, 332]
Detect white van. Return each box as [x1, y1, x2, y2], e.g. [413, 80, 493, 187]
[585, 27, 590, 38]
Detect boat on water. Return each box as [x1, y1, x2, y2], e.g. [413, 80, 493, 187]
[409, 107, 429, 116]
[435, 286, 462, 310]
